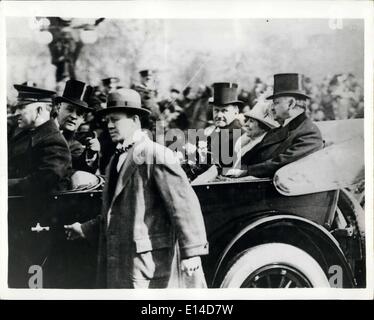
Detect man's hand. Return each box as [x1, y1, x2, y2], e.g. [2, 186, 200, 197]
[181, 256, 202, 277]
[86, 137, 101, 153]
[64, 222, 85, 240]
[223, 168, 248, 178]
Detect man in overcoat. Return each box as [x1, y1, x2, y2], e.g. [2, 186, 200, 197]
[183, 82, 244, 180]
[8, 84, 72, 195]
[65, 88, 208, 288]
[226, 73, 323, 178]
[55, 79, 101, 174]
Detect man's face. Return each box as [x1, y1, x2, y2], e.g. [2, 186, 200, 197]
[245, 118, 266, 138]
[213, 105, 238, 128]
[57, 102, 86, 132]
[141, 75, 153, 87]
[105, 112, 137, 143]
[14, 103, 39, 129]
[271, 97, 293, 122]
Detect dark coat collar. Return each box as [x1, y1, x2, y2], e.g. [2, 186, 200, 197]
[31, 119, 60, 146]
[260, 112, 308, 147]
[213, 118, 243, 132]
[284, 112, 307, 130]
[222, 118, 242, 130]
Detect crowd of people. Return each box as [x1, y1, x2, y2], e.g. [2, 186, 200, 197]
[7, 70, 364, 182]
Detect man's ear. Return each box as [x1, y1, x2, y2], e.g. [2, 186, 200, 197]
[288, 97, 296, 109]
[36, 105, 43, 114]
[132, 114, 141, 124]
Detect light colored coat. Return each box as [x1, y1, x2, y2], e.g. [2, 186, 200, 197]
[82, 134, 208, 288]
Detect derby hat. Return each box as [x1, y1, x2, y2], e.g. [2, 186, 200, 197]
[96, 88, 151, 117]
[14, 84, 56, 107]
[210, 82, 243, 107]
[244, 101, 279, 129]
[55, 79, 94, 110]
[266, 73, 310, 100]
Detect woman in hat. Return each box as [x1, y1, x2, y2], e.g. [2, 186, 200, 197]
[225, 100, 278, 175]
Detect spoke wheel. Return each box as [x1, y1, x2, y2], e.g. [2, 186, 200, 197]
[241, 264, 312, 288]
[220, 243, 330, 288]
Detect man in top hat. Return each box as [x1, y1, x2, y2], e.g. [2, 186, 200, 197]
[8, 84, 72, 194]
[64, 88, 208, 288]
[186, 83, 244, 177]
[226, 73, 323, 178]
[55, 79, 101, 174]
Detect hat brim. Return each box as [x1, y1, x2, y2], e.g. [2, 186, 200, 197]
[244, 114, 278, 129]
[55, 96, 93, 111]
[209, 100, 244, 107]
[95, 106, 151, 118]
[266, 91, 311, 100]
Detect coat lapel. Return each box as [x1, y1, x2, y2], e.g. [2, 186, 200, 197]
[109, 146, 138, 208]
[255, 126, 289, 150]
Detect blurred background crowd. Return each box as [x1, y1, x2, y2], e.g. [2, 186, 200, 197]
[6, 17, 364, 127]
[5, 16, 365, 202]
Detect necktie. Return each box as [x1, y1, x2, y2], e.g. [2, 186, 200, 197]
[107, 143, 135, 203]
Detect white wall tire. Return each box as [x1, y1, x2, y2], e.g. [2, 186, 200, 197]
[220, 243, 330, 288]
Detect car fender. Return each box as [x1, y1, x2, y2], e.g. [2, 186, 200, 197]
[212, 214, 356, 287]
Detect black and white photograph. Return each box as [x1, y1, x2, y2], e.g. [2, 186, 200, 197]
[0, 1, 373, 299]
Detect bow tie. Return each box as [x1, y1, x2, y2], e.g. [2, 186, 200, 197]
[115, 143, 135, 155]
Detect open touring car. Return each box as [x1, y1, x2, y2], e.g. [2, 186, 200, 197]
[8, 119, 365, 288]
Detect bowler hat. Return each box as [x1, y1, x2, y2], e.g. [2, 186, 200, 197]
[55, 80, 94, 110]
[96, 88, 151, 117]
[210, 82, 243, 107]
[266, 73, 310, 100]
[14, 84, 56, 107]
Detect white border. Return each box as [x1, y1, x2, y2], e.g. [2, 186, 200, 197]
[0, 1, 373, 300]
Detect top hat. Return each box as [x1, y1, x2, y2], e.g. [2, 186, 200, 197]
[96, 88, 151, 117]
[244, 101, 279, 129]
[266, 73, 310, 100]
[102, 77, 120, 87]
[14, 84, 56, 107]
[139, 69, 154, 78]
[210, 82, 243, 107]
[55, 80, 94, 110]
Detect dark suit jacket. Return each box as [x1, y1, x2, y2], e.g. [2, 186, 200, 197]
[81, 135, 208, 288]
[240, 113, 323, 178]
[207, 118, 244, 169]
[63, 131, 99, 174]
[8, 119, 72, 194]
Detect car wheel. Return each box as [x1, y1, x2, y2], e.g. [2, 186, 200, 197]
[220, 243, 330, 288]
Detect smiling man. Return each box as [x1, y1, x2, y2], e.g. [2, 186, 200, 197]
[8, 84, 72, 194]
[55, 80, 101, 173]
[64, 88, 208, 288]
[204, 82, 244, 169]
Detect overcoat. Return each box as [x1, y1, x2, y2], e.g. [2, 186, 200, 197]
[81, 134, 208, 288]
[8, 119, 72, 194]
[240, 113, 323, 178]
